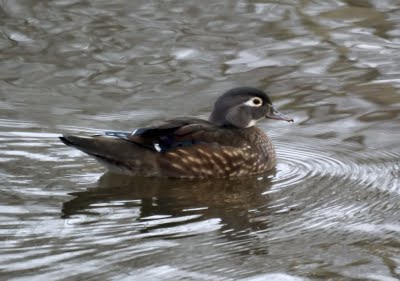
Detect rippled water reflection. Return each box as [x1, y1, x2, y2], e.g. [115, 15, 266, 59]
[1, 0, 400, 280]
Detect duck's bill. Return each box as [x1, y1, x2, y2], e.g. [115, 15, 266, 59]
[266, 107, 294, 122]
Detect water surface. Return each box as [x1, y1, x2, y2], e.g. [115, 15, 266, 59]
[1, 0, 400, 280]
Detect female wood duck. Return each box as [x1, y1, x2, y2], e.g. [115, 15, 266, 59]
[60, 87, 293, 178]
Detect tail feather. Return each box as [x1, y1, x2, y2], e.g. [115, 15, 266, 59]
[59, 134, 159, 176]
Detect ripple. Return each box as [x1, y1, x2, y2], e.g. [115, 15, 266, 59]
[273, 135, 400, 195]
[264, 132, 400, 245]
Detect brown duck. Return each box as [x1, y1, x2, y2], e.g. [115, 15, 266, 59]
[60, 87, 293, 178]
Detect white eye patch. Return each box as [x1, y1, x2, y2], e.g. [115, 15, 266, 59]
[243, 97, 263, 107]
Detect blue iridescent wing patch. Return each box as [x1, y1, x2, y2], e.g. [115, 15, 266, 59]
[105, 131, 131, 139]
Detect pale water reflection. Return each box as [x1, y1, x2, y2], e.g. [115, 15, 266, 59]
[1, 0, 400, 280]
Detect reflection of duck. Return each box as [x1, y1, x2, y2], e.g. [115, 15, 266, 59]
[60, 87, 292, 178]
[62, 173, 274, 237]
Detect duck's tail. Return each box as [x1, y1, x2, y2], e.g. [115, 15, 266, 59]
[59, 134, 159, 176]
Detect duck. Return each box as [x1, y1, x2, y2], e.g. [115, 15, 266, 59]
[59, 87, 293, 178]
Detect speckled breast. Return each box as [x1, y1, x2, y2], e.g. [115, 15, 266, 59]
[158, 127, 276, 178]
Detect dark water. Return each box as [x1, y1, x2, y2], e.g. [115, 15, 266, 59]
[1, 0, 400, 280]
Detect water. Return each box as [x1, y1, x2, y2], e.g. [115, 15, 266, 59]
[1, 0, 400, 280]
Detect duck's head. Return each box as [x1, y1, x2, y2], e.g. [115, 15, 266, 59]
[209, 87, 293, 128]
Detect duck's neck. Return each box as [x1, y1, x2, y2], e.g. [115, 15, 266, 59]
[208, 111, 224, 126]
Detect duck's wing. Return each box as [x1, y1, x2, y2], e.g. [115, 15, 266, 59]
[122, 118, 256, 177]
[59, 118, 251, 177]
[109, 117, 238, 152]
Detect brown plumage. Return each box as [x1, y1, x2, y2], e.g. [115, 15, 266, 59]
[59, 87, 293, 178]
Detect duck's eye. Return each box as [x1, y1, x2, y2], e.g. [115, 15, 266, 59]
[252, 98, 262, 106]
[244, 97, 263, 107]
